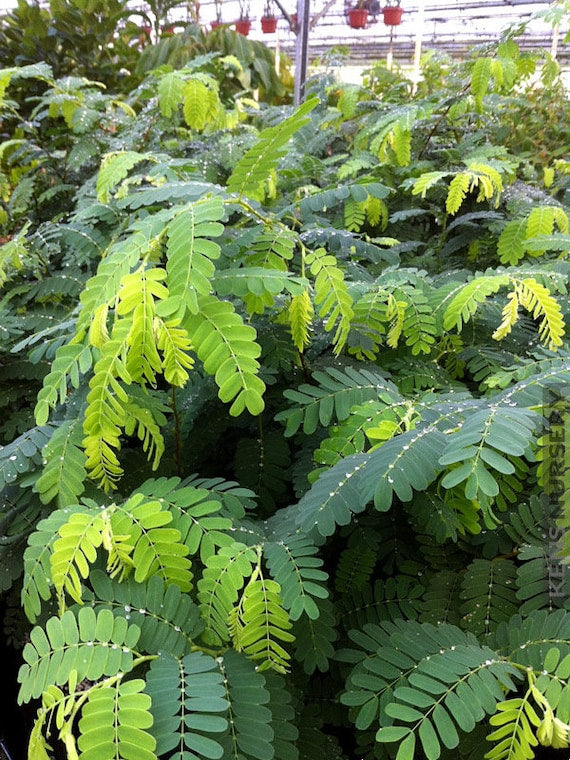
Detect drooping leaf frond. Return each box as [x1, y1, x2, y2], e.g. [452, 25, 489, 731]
[230, 572, 294, 673]
[22, 507, 84, 623]
[288, 289, 314, 352]
[306, 247, 354, 354]
[443, 275, 510, 332]
[34, 344, 93, 425]
[162, 196, 224, 318]
[145, 651, 229, 759]
[296, 426, 446, 537]
[439, 405, 539, 508]
[459, 558, 518, 636]
[446, 172, 471, 214]
[514, 277, 565, 350]
[217, 649, 275, 760]
[34, 419, 86, 508]
[50, 509, 105, 609]
[0, 425, 53, 489]
[82, 318, 132, 490]
[184, 294, 266, 416]
[117, 266, 168, 385]
[77, 679, 156, 760]
[369, 625, 519, 758]
[263, 672, 299, 760]
[138, 478, 233, 562]
[96, 150, 153, 203]
[109, 493, 193, 591]
[197, 542, 258, 644]
[263, 534, 329, 621]
[293, 597, 337, 674]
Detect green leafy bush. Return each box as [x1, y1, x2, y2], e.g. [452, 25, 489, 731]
[0, 21, 569, 760]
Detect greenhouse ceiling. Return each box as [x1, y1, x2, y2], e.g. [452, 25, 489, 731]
[153, 0, 567, 63]
[0, 0, 567, 63]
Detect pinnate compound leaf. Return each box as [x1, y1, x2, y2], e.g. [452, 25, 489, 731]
[22, 507, 85, 623]
[34, 419, 86, 507]
[471, 56, 492, 110]
[90, 570, 203, 656]
[498, 218, 529, 266]
[226, 97, 317, 201]
[275, 365, 397, 437]
[293, 596, 337, 674]
[443, 275, 510, 332]
[162, 196, 224, 319]
[17, 607, 140, 704]
[51, 510, 105, 608]
[230, 575, 294, 673]
[263, 534, 328, 621]
[78, 679, 156, 760]
[0, 425, 53, 489]
[306, 247, 353, 355]
[82, 318, 132, 490]
[157, 70, 184, 118]
[263, 671, 299, 760]
[185, 294, 265, 416]
[96, 150, 153, 203]
[485, 694, 541, 760]
[35, 344, 92, 425]
[111, 492, 193, 591]
[217, 649, 275, 760]
[197, 542, 258, 644]
[145, 651, 228, 758]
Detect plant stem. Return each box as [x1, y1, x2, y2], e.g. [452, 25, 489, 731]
[172, 386, 183, 477]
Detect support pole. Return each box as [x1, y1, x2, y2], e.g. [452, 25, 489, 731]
[294, 0, 311, 105]
[275, 29, 281, 76]
[411, 0, 425, 95]
[551, 23, 560, 60]
[387, 26, 394, 70]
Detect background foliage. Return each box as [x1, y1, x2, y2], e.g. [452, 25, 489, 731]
[0, 5, 570, 760]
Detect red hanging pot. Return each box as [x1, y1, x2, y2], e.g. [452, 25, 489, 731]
[261, 16, 278, 33]
[290, 12, 297, 29]
[348, 7, 368, 28]
[382, 6, 403, 25]
[235, 18, 251, 35]
[210, 20, 222, 28]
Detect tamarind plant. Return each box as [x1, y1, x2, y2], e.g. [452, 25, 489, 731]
[0, 20, 569, 760]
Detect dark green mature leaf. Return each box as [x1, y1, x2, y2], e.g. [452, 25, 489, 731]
[34, 419, 86, 507]
[90, 570, 204, 656]
[145, 650, 229, 758]
[459, 558, 518, 636]
[0, 426, 53, 489]
[275, 366, 398, 437]
[217, 649, 274, 760]
[263, 534, 328, 621]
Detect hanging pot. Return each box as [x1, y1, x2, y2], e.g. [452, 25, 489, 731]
[210, 20, 222, 28]
[348, 8, 368, 28]
[261, 16, 278, 33]
[235, 18, 251, 35]
[382, 6, 403, 25]
[290, 12, 297, 30]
